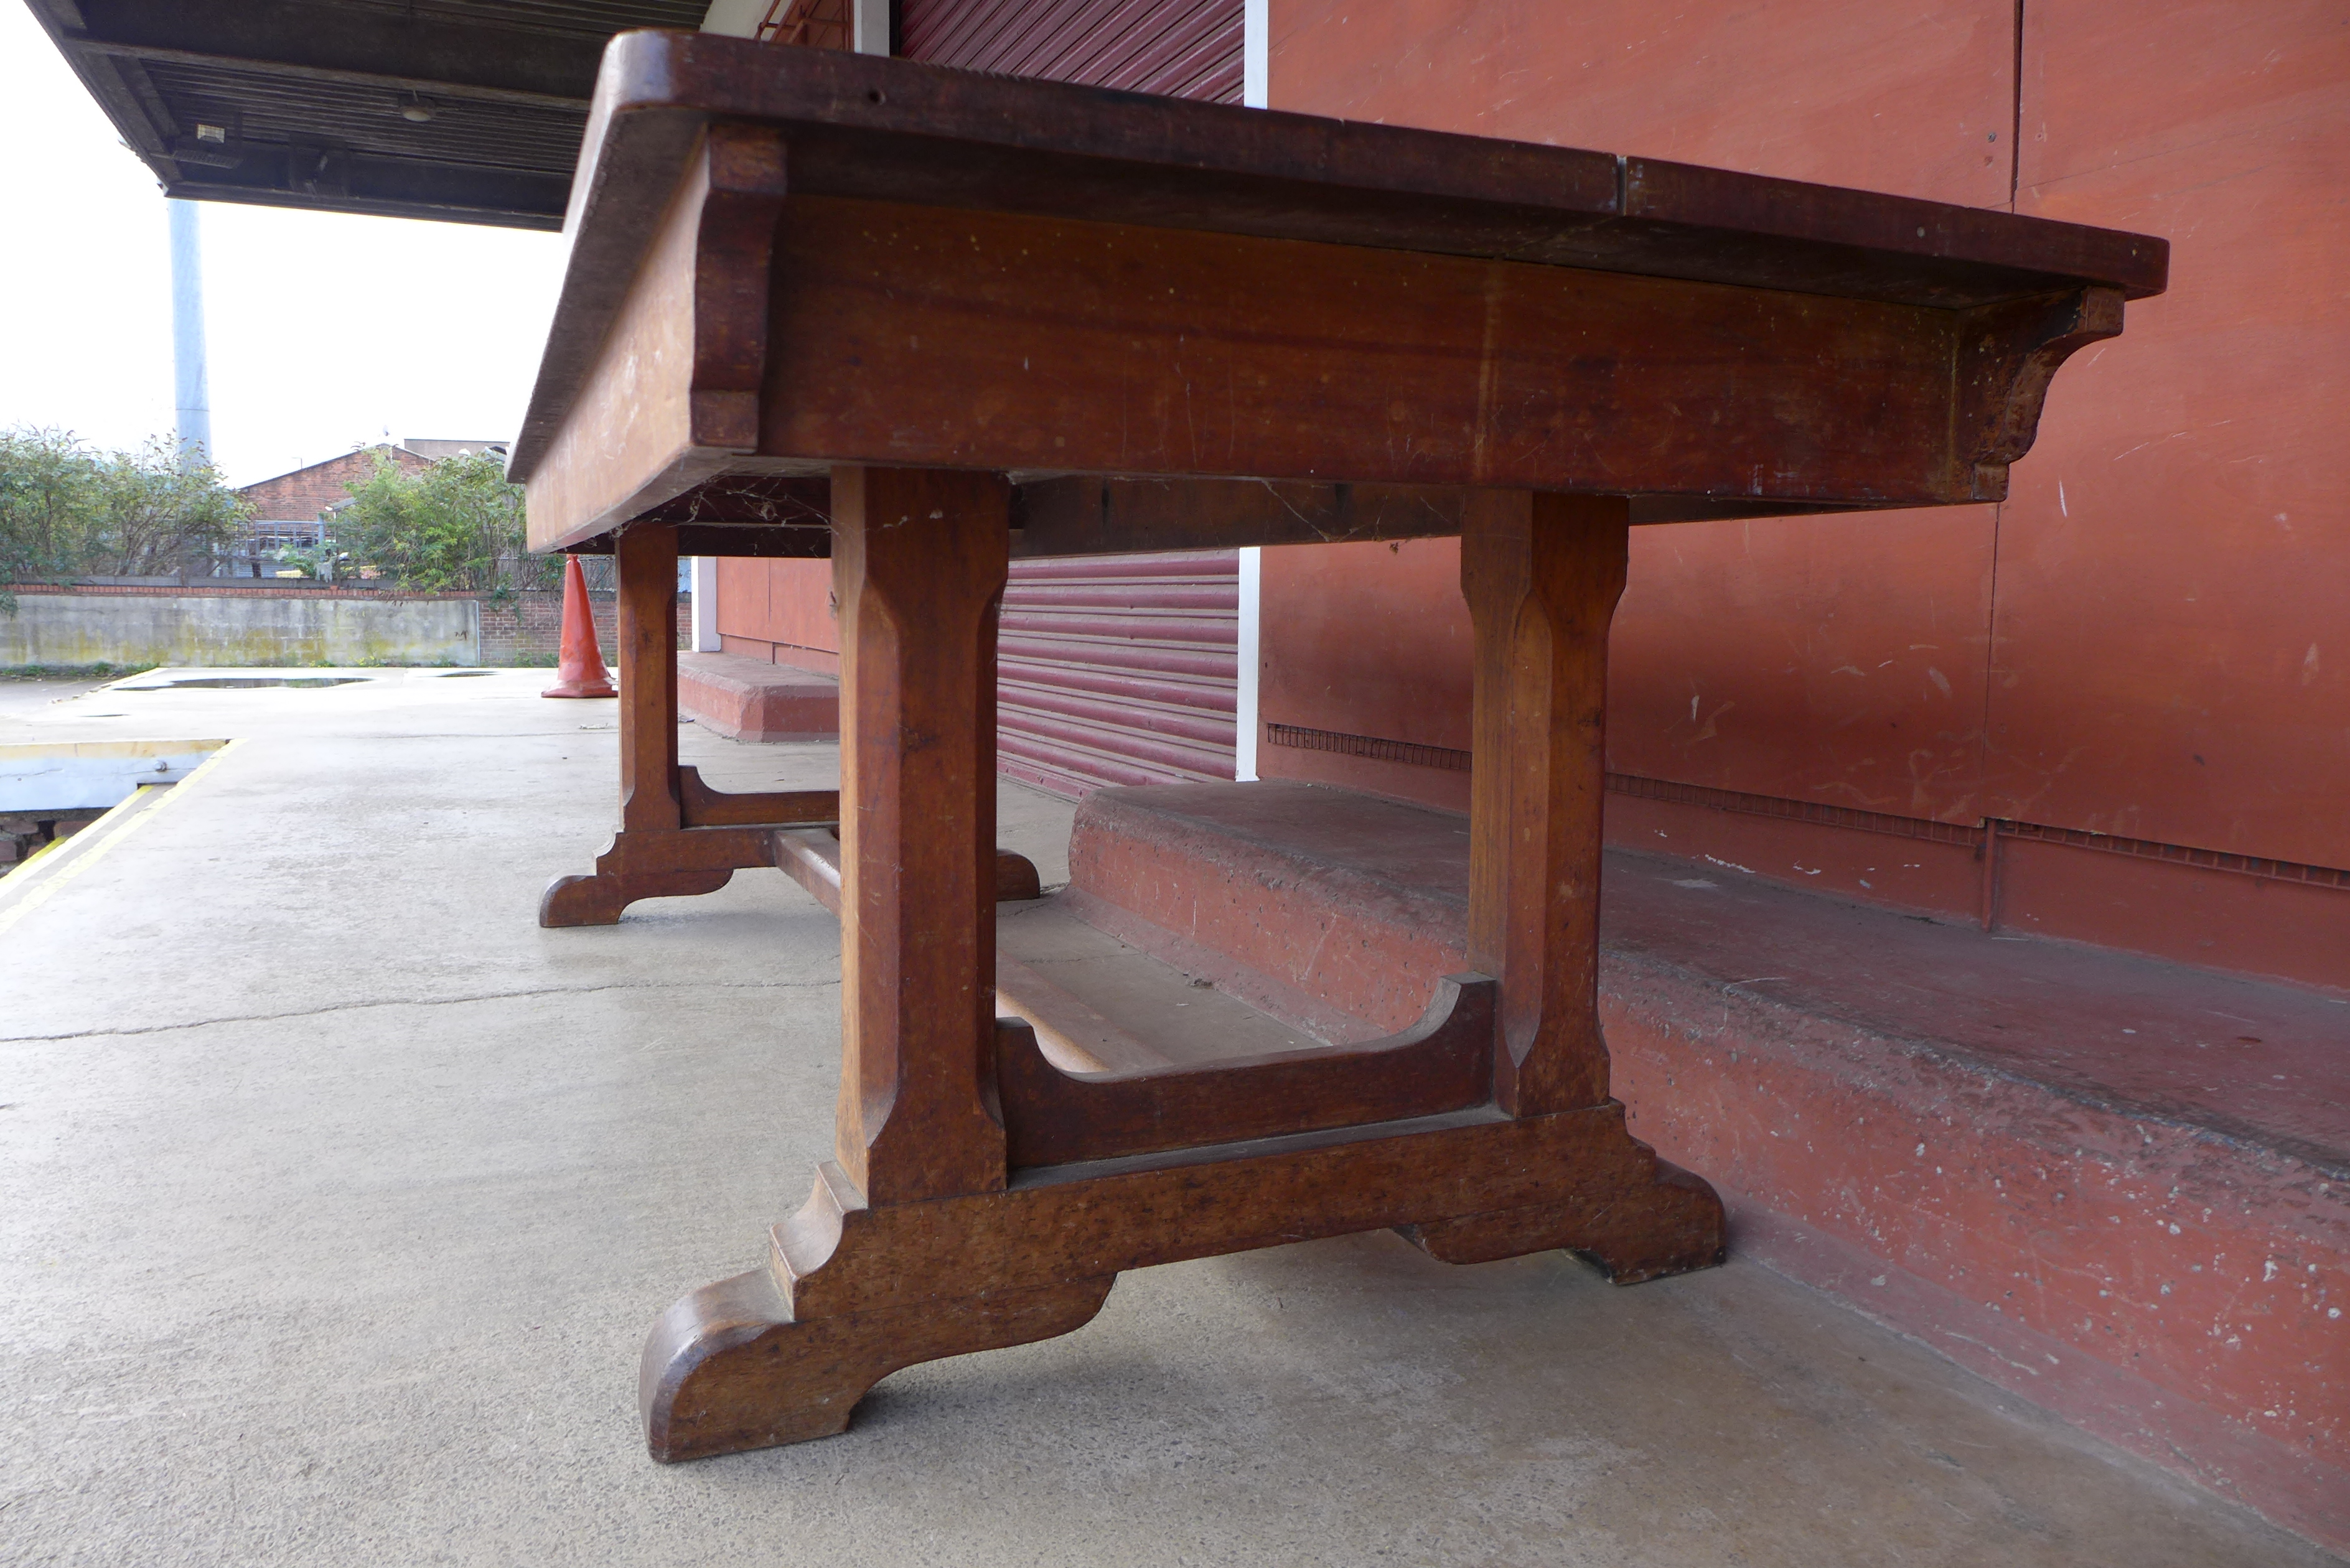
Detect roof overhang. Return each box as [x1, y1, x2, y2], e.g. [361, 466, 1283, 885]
[26, 0, 713, 229]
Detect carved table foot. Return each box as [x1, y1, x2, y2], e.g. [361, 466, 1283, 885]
[1397, 1150, 1726, 1284]
[538, 824, 782, 927]
[540, 867, 736, 927]
[641, 1251, 1113, 1462]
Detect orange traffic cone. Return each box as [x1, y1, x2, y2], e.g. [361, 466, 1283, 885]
[541, 554, 617, 698]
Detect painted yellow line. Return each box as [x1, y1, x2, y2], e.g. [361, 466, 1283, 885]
[0, 738, 243, 943]
[11, 831, 72, 874]
[0, 792, 158, 922]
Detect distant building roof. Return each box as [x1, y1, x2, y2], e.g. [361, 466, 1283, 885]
[398, 439, 509, 462]
[235, 440, 504, 523]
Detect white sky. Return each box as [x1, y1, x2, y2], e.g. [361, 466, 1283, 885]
[0, 4, 569, 488]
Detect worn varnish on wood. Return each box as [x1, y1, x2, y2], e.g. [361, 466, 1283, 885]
[505, 32, 2163, 1461]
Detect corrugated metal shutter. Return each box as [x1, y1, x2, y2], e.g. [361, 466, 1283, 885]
[999, 551, 1238, 796]
[907, 0, 1244, 796]
[902, 0, 1242, 102]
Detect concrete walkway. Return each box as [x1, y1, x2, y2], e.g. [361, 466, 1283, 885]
[0, 670, 2333, 1567]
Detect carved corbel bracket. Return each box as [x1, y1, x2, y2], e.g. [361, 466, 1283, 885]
[1957, 286, 2126, 501]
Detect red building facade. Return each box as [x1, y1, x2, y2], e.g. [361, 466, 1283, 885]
[709, 1, 2346, 991]
[1252, 0, 2347, 991]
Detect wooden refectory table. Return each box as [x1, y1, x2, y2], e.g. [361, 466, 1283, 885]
[508, 32, 2166, 1462]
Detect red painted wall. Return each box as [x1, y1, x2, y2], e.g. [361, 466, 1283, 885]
[1257, 536, 1475, 810]
[1993, 2, 2349, 864]
[1258, 0, 2350, 986]
[715, 556, 836, 673]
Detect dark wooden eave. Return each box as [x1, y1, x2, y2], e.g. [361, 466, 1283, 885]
[24, 0, 708, 228]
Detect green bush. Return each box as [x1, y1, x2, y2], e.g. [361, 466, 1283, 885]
[339, 449, 548, 594]
[0, 429, 248, 607]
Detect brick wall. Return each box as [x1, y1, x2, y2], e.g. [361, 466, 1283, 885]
[478, 591, 690, 664]
[236, 446, 430, 521]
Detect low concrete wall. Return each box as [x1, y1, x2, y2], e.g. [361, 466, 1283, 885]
[0, 592, 478, 667]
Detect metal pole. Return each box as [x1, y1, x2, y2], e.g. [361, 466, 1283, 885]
[167, 199, 212, 474]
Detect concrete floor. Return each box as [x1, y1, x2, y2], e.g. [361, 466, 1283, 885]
[0, 668, 2334, 1567]
[0, 674, 118, 721]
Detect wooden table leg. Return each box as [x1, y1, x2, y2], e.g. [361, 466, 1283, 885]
[540, 523, 838, 926]
[642, 466, 1108, 1460]
[1398, 490, 1725, 1272]
[638, 481, 1723, 1463]
[1463, 490, 1624, 1114]
[828, 465, 1014, 1203]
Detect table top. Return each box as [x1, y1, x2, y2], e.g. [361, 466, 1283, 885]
[510, 32, 2165, 492]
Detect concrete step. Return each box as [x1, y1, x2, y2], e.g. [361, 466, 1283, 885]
[1063, 779, 2350, 1553]
[677, 651, 838, 742]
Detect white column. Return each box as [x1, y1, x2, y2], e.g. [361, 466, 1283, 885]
[1243, 0, 1269, 110]
[690, 556, 722, 651]
[1235, 1, 1269, 782]
[853, 0, 890, 54]
[1235, 546, 1262, 780]
[167, 200, 212, 472]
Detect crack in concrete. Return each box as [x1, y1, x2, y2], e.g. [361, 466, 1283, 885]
[0, 978, 840, 1045]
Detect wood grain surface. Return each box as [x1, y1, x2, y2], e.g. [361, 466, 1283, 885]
[641, 1103, 1720, 1460]
[761, 196, 1964, 503]
[512, 29, 2165, 497]
[523, 126, 792, 553]
[1463, 492, 1629, 1113]
[774, 828, 1042, 917]
[515, 40, 2164, 553]
[995, 973, 1497, 1165]
[830, 465, 1014, 1205]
